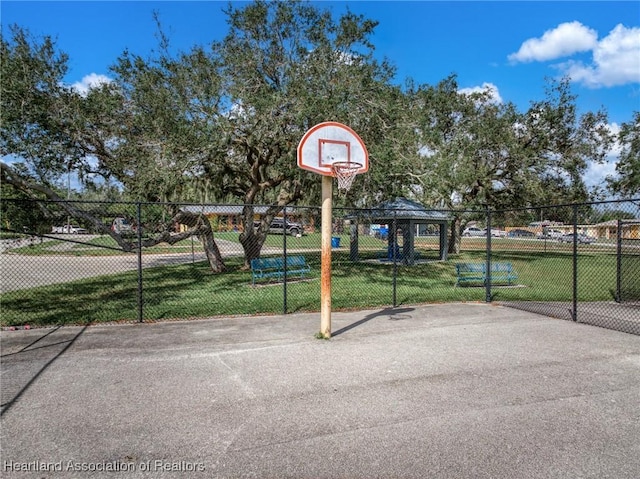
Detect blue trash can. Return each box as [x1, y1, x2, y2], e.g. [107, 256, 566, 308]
[331, 237, 341, 248]
[388, 244, 401, 260]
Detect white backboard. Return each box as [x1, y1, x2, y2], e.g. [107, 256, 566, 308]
[297, 122, 369, 176]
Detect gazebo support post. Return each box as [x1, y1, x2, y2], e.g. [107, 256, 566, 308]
[404, 220, 415, 265]
[349, 219, 359, 262]
[439, 222, 448, 260]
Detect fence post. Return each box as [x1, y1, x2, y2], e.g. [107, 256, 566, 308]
[571, 204, 578, 322]
[283, 207, 288, 315]
[485, 205, 492, 303]
[137, 202, 143, 323]
[392, 213, 397, 308]
[616, 218, 622, 303]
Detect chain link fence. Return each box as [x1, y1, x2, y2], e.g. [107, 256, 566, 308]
[483, 201, 640, 335]
[1, 197, 638, 335]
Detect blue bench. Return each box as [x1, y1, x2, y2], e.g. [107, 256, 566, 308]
[455, 262, 518, 286]
[250, 256, 311, 285]
[377, 245, 421, 262]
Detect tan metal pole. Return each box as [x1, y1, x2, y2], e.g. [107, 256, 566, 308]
[320, 174, 333, 338]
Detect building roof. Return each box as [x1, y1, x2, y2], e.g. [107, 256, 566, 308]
[358, 197, 451, 222]
[182, 205, 270, 215]
[592, 219, 640, 227]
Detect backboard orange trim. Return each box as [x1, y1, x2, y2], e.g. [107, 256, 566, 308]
[297, 122, 369, 176]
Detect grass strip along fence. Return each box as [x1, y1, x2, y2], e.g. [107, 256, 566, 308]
[1, 248, 614, 328]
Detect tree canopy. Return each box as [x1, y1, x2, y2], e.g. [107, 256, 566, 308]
[1, 0, 634, 267]
[608, 112, 640, 197]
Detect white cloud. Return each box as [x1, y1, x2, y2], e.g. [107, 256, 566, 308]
[418, 145, 435, 157]
[509, 22, 640, 89]
[558, 24, 640, 88]
[71, 73, 112, 95]
[458, 82, 503, 104]
[606, 122, 623, 156]
[508, 21, 598, 63]
[584, 122, 622, 187]
[585, 156, 618, 187]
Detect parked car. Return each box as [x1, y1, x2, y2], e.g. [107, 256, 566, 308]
[51, 224, 87, 234]
[558, 233, 596, 244]
[487, 229, 507, 237]
[539, 229, 564, 239]
[111, 217, 135, 235]
[508, 229, 536, 238]
[462, 227, 485, 237]
[255, 218, 304, 236]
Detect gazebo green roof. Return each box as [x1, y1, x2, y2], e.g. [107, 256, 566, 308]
[365, 197, 451, 222]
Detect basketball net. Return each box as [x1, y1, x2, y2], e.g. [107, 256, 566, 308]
[332, 161, 362, 192]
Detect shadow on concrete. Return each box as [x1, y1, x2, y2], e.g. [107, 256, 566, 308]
[1, 323, 90, 416]
[332, 306, 415, 337]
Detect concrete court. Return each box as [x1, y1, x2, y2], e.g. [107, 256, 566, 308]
[1, 303, 639, 479]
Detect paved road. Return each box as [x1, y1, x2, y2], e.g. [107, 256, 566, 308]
[0, 251, 209, 292]
[0, 235, 304, 293]
[0, 236, 248, 292]
[1, 303, 639, 478]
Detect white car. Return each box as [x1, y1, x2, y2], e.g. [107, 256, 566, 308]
[487, 229, 507, 237]
[112, 217, 135, 235]
[462, 227, 485, 237]
[539, 229, 564, 239]
[558, 233, 596, 244]
[52, 224, 87, 234]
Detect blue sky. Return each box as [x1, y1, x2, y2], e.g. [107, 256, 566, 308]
[2, 1, 639, 186]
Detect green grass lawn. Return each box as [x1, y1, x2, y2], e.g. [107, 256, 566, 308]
[0, 248, 620, 328]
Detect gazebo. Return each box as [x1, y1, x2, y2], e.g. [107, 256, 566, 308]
[348, 197, 451, 265]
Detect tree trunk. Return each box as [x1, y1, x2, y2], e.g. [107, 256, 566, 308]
[198, 227, 226, 273]
[0, 164, 227, 272]
[238, 205, 271, 268]
[239, 229, 268, 268]
[172, 211, 226, 273]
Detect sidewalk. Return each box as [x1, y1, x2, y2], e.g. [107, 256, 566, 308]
[2, 303, 639, 478]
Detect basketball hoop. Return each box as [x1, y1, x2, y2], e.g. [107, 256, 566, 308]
[332, 161, 362, 192]
[297, 122, 369, 338]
